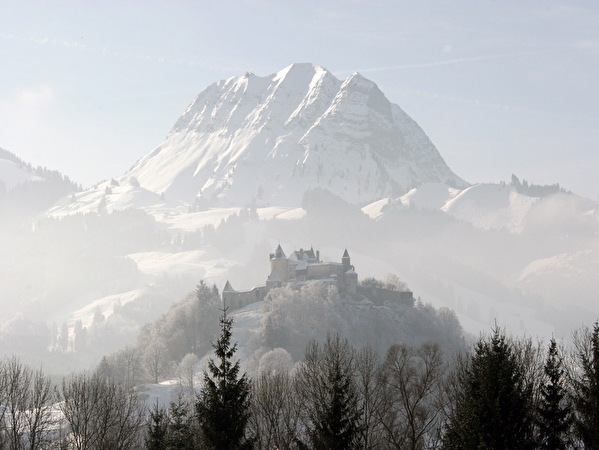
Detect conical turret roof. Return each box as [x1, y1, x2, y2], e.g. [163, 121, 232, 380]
[275, 244, 286, 259]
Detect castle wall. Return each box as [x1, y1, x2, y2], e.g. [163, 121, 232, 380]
[223, 286, 268, 310]
[357, 286, 414, 306]
[305, 262, 343, 280]
[345, 272, 358, 295]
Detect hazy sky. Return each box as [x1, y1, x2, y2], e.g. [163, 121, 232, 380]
[1, 1, 598, 198]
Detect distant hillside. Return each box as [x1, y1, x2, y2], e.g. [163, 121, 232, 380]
[0, 147, 80, 220]
[96, 278, 464, 385]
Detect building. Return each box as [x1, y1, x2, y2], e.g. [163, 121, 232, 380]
[222, 245, 413, 310]
[223, 245, 358, 310]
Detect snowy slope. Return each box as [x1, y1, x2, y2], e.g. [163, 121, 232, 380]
[363, 181, 599, 233]
[442, 184, 539, 232]
[519, 246, 599, 313]
[0, 148, 41, 190]
[120, 63, 466, 207]
[442, 184, 599, 232]
[48, 180, 162, 217]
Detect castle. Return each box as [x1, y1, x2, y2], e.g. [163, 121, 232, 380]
[222, 245, 414, 310]
[222, 245, 358, 310]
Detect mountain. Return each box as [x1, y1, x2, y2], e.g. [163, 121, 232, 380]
[0, 148, 79, 220]
[0, 148, 42, 192]
[362, 180, 599, 233]
[124, 63, 467, 207]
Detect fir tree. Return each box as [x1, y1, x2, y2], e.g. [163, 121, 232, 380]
[166, 398, 196, 450]
[537, 338, 571, 449]
[196, 308, 252, 450]
[300, 335, 361, 450]
[145, 403, 169, 450]
[442, 328, 535, 449]
[572, 322, 599, 449]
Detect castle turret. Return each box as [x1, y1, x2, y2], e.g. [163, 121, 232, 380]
[274, 244, 286, 259]
[222, 280, 236, 309]
[223, 280, 235, 293]
[342, 248, 351, 272]
[267, 244, 288, 287]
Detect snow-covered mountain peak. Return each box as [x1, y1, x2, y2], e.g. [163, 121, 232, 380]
[272, 62, 328, 84]
[102, 64, 468, 207]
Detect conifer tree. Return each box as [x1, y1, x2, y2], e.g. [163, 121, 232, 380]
[196, 308, 252, 450]
[145, 404, 169, 450]
[442, 328, 535, 449]
[299, 334, 361, 450]
[572, 322, 599, 449]
[537, 338, 571, 449]
[166, 399, 196, 450]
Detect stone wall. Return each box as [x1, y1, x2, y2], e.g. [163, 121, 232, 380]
[223, 286, 268, 310]
[357, 286, 414, 306]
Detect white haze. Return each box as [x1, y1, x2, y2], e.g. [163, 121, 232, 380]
[0, 65, 598, 374]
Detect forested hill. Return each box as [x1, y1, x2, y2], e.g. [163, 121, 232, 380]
[0, 147, 80, 221]
[97, 278, 465, 386]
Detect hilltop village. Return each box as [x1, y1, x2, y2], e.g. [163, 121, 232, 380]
[223, 245, 413, 310]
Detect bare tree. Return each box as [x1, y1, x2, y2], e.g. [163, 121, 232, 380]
[108, 346, 143, 388]
[0, 357, 54, 450]
[143, 339, 169, 383]
[250, 371, 302, 449]
[0, 361, 7, 449]
[22, 366, 54, 450]
[59, 372, 145, 450]
[177, 353, 199, 404]
[377, 343, 446, 449]
[354, 346, 386, 449]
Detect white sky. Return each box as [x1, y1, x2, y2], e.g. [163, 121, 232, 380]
[1, 1, 598, 198]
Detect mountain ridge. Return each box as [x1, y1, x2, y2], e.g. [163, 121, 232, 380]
[125, 63, 467, 206]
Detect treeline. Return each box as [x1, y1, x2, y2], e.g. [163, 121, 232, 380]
[510, 174, 568, 198]
[95, 281, 222, 387]
[150, 323, 599, 449]
[94, 278, 465, 389]
[0, 356, 146, 449]
[1, 318, 599, 448]
[0, 147, 80, 219]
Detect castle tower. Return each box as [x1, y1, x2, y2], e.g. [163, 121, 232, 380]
[223, 280, 235, 293]
[267, 244, 288, 288]
[222, 280, 236, 309]
[342, 248, 351, 272]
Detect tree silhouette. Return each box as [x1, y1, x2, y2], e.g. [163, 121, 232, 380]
[145, 403, 169, 450]
[443, 328, 535, 449]
[537, 338, 571, 449]
[196, 308, 252, 449]
[298, 334, 361, 450]
[572, 322, 599, 449]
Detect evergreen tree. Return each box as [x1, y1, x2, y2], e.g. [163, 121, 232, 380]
[299, 334, 361, 450]
[166, 398, 196, 450]
[572, 322, 599, 449]
[196, 308, 252, 450]
[442, 328, 535, 449]
[537, 338, 571, 449]
[145, 403, 169, 450]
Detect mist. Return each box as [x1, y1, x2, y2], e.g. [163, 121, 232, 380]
[1, 168, 598, 374]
